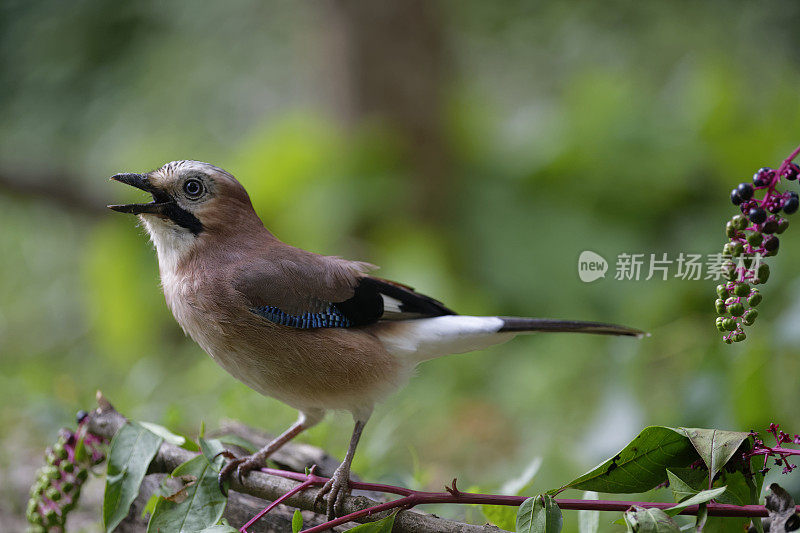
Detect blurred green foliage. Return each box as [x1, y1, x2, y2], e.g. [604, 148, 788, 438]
[2, 1, 800, 530]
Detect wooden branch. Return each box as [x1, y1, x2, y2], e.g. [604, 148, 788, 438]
[86, 394, 504, 533]
[0, 168, 106, 216]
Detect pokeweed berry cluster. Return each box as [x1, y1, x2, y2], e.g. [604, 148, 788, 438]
[715, 153, 800, 343]
[26, 412, 105, 532]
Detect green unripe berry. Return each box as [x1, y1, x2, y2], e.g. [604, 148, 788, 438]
[46, 487, 61, 502]
[62, 461, 75, 473]
[776, 217, 790, 234]
[43, 509, 59, 526]
[723, 318, 737, 331]
[724, 336, 733, 344]
[716, 284, 729, 298]
[76, 468, 88, 482]
[747, 232, 763, 246]
[733, 214, 748, 230]
[734, 283, 750, 296]
[715, 299, 726, 314]
[734, 331, 747, 342]
[726, 221, 737, 238]
[748, 290, 762, 306]
[755, 263, 770, 283]
[730, 242, 744, 256]
[43, 466, 60, 481]
[61, 481, 74, 494]
[715, 316, 726, 332]
[61, 500, 76, 513]
[728, 302, 744, 316]
[743, 309, 758, 325]
[27, 498, 38, 515]
[52, 442, 67, 459]
[27, 510, 43, 526]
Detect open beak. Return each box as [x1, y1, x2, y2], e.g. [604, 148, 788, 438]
[107, 173, 173, 215]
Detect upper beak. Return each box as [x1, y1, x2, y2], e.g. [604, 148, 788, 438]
[107, 173, 173, 215]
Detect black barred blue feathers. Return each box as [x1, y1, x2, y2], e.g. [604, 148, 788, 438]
[252, 305, 353, 328]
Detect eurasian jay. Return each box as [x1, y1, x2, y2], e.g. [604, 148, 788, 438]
[108, 160, 644, 518]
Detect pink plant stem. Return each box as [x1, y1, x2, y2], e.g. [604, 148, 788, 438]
[749, 446, 800, 456]
[244, 468, 800, 533]
[239, 477, 315, 533]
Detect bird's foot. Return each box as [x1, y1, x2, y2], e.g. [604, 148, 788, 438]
[315, 465, 352, 520]
[216, 451, 267, 497]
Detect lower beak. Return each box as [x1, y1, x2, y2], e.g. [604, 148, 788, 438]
[107, 173, 173, 215]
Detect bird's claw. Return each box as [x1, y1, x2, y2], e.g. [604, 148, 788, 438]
[315, 468, 351, 520]
[217, 453, 266, 497]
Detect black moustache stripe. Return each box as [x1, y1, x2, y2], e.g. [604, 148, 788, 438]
[162, 203, 203, 235]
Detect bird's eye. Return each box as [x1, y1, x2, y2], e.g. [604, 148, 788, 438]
[183, 178, 203, 198]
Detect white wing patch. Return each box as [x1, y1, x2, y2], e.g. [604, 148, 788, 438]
[381, 294, 404, 313]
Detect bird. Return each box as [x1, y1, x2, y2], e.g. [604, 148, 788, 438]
[108, 160, 644, 518]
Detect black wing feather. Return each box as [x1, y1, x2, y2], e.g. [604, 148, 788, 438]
[332, 276, 456, 326]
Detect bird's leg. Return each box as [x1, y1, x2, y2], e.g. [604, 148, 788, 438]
[315, 418, 367, 520]
[218, 409, 323, 495]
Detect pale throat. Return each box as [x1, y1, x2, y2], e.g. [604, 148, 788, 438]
[140, 215, 196, 281]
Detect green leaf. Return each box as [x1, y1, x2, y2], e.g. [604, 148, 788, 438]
[558, 427, 697, 493]
[701, 517, 751, 533]
[484, 458, 544, 530]
[147, 440, 227, 533]
[695, 503, 708, 532]
[199, 437, 225, 472]
[142, 493, 160, 519]
[343, 512, 396, 532]
[666, 469, 705, 502]
[103, 421, 164, 533]
[292, 509, 303, 533]
[713, 470, 750, 506]
[578, 491, 599, 533]
[676, 429, 749, 485]
[197, 526, 239, 533]
[216, 434, 259, 455]
[482, 504, 517, 531]
[664, 486, 726, 516]
[623, 506, 680, 533]
[516, 495, 562, 533]
[140, 421, 187, 448]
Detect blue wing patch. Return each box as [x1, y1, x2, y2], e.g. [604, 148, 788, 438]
[251, 305, 353, 328]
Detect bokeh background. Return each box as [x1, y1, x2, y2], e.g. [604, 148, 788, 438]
[2, 1, 800, 531]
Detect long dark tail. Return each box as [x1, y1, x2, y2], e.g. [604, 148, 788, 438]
[498, 317, 646, 338]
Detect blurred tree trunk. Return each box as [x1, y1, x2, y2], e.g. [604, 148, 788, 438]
[320, 0, 452, 224]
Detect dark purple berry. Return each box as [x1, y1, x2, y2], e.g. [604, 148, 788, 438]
[763, 219, 779, 234]
[784, 162, 799, 181]
[764, 235, 779, 252]
[768, 201, 783, 214]
[753, 167, 775, 187]
[737, 182, 754, 200]
[749, 207, 767, 224]
[783, 196, 799, 214]
[731, 189, 743, 205]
